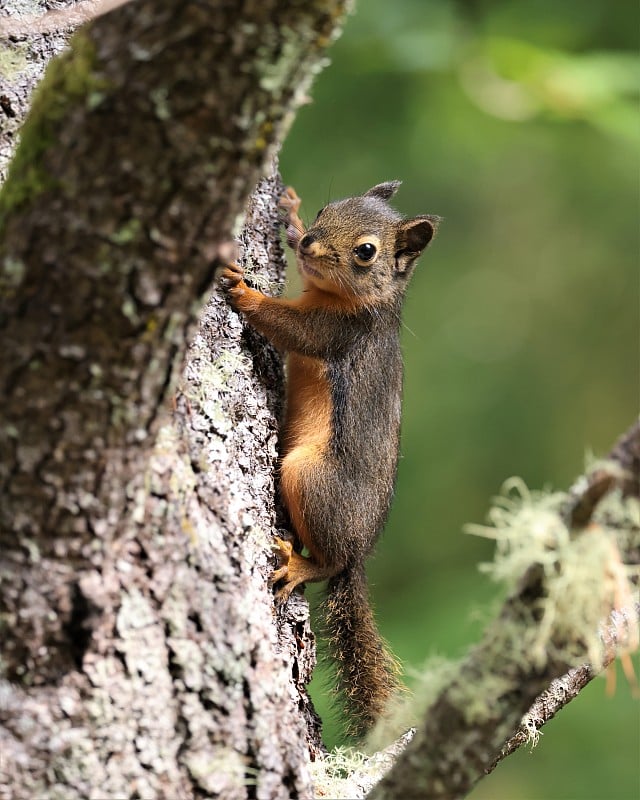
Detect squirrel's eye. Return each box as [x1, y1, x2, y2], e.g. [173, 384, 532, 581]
[353, 235, 381, 267]
[354, 242, 377, 263]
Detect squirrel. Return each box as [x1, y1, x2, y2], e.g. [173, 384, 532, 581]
[220, 181, 439, 738]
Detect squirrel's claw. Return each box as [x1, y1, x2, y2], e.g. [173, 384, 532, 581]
[274, 581, 296, 604]
[279, 187, 306, 250]
[218, 261, 244, 288]
[271, 537, 295, 602]
[219, 262, 249, 310]
[272, 536, 293, 561]
[279, 186, 302, 215]
[271, 537, 292, 583]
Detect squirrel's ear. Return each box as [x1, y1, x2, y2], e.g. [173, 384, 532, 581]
[394, 215, 441, 273]
[363, 181, 402, 201]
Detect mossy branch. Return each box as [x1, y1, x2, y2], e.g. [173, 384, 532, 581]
[488, 597, 639, 774]
[364, 420, 639, 800]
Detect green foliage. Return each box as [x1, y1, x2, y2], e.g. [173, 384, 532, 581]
[281, 1, 638, 797]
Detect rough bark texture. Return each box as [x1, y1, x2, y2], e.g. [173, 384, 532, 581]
[0, 0, 77, 181]
[0, 1, 350, 797]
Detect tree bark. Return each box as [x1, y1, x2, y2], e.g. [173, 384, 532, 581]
[0, 0, 76, 181]
[0, 2, 350, 797]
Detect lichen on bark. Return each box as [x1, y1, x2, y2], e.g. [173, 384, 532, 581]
[0, 32, 106, 222]
[0, 1, 351, 797]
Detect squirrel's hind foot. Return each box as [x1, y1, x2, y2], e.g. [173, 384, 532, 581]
[271, 536, 335, 603]
[271, 536, 293, 585]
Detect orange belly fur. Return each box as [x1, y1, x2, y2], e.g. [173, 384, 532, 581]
[279, 352, 332, 562]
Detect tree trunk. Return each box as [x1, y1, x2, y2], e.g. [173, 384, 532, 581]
[0, 0, 75, 180]
[0, 2, 350, 797]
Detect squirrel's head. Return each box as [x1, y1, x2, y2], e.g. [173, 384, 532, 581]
[295, 181, 440, 304]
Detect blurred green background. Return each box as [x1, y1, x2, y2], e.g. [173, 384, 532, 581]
[280, 0, 639, 797]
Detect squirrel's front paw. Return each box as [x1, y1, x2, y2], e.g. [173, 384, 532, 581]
[279, 186, 302, 216]
[219, 262, 263, 314]
[219, 262, 248, 305]
[279, 188, 305, 250]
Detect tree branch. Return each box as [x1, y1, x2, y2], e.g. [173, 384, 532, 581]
[368, 421, 639, 800]
[0, 0, 129, 37]
[482, 422, 640, 775]
[488, 600, 639, 774]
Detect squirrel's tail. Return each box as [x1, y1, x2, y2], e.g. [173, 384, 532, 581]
[323, 564, 402, 739]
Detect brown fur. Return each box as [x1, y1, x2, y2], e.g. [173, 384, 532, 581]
[280, 353, 332, 563]
[220, 182, 439, 738]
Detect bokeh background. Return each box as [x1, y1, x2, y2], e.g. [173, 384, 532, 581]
[279, 0, 639, 797]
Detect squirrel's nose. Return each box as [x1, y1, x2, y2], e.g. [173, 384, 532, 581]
[299, 233, 321, 256]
